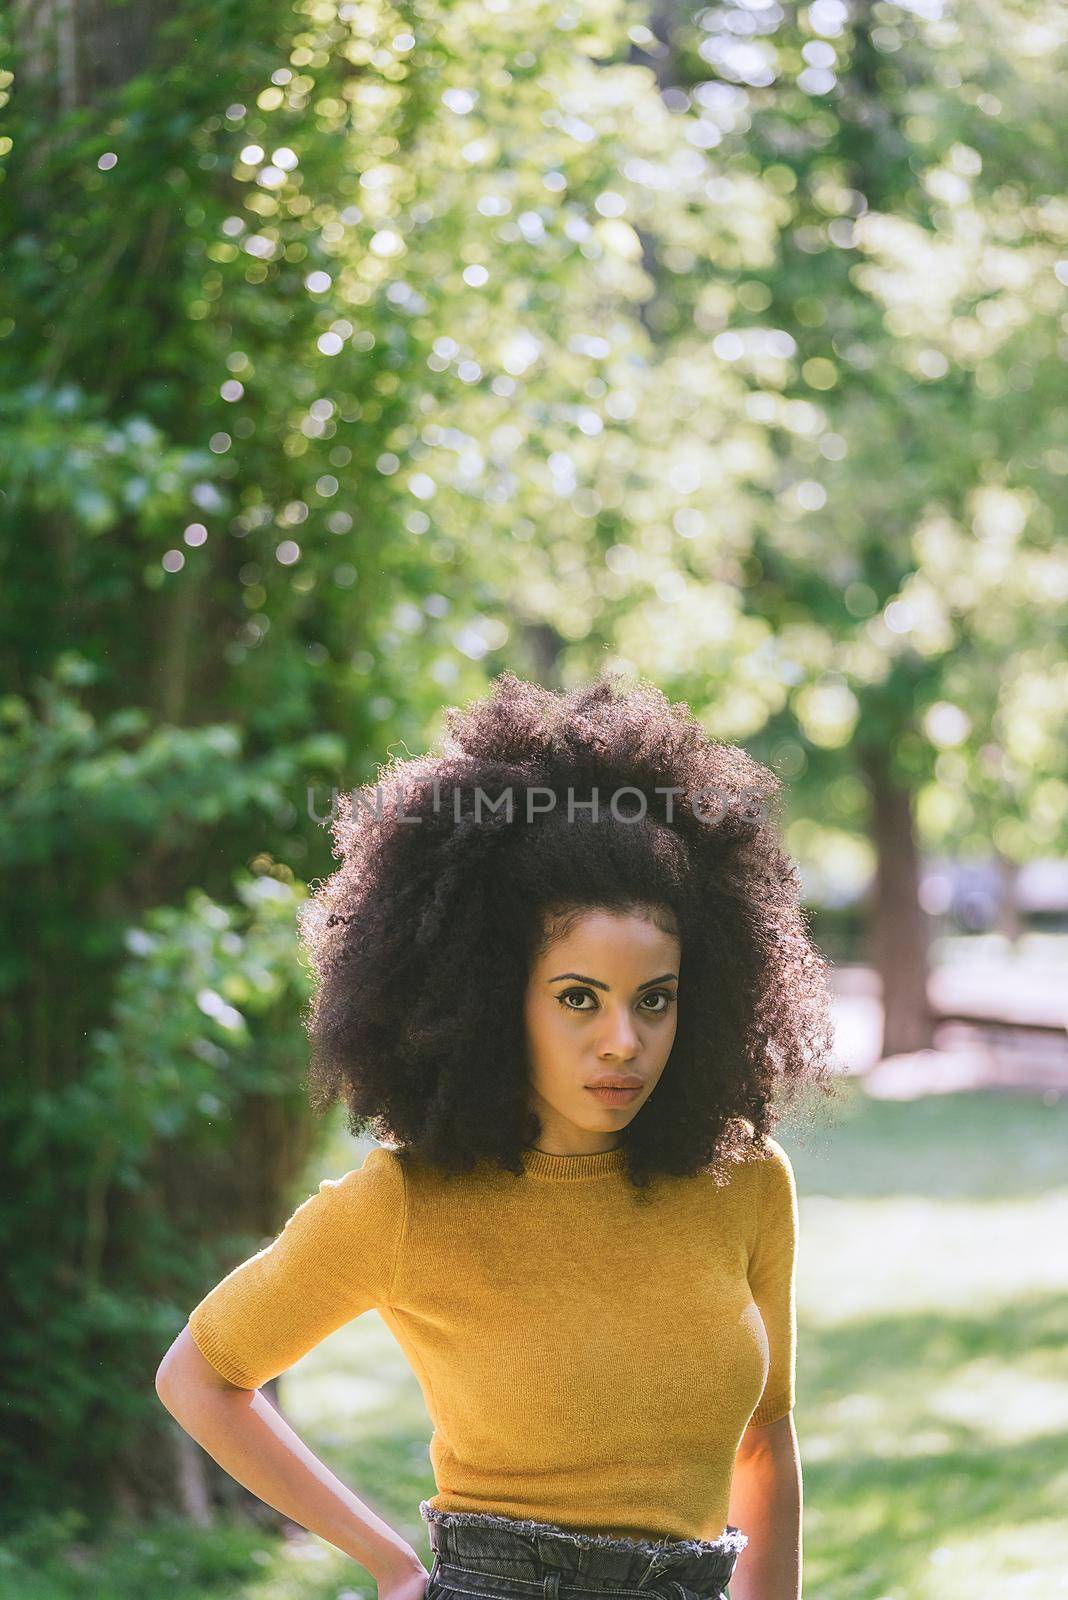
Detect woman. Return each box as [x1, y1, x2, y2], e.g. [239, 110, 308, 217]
[156, 671, 838, 1600]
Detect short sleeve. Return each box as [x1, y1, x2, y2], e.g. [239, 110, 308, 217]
[187, 1143, 406, 1389]
[745, 1137, 798, 1426]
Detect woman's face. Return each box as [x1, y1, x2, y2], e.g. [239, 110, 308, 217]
[523, 906, 681, 1155]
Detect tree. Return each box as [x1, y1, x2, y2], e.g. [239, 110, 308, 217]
[572, 0, 1068, 1057]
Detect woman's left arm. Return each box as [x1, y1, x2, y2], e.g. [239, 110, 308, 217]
[726, 1413, 802, 1600]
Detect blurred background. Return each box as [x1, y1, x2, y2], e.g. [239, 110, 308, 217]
[1, 0, 1066, 1596]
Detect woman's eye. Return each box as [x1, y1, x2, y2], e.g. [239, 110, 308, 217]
[556, 989, 676, 1014]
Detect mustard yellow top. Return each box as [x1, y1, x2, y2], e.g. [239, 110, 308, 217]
[187, 1135, 797, 1544]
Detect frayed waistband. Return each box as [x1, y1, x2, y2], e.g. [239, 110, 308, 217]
[419, 1502, 749, 1559]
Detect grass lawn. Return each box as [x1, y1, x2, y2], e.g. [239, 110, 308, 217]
[4, 1077, 1066, 1600]
[787, 1079, 1068, 1600]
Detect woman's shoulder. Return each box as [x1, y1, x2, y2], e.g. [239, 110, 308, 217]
[697, 1125, 793, 1194]
[317, 1140, 409, 1209]
[335, 1139, 471, 1200]
[744, 1130, 793, 1175]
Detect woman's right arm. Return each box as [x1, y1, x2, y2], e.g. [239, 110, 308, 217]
[155, 1325, 429, 1600]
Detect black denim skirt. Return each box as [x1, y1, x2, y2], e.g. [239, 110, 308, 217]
[419, 1503, 748, 1600]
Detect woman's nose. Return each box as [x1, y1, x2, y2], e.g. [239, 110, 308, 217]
[597, 1010, 641, 1057]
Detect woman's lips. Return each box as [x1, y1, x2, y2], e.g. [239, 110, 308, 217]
[585, 1085, 642, 1105]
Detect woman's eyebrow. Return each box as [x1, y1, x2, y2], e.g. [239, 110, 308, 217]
[546, 972, 679, 991]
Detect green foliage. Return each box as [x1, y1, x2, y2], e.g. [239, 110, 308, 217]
[622, 1, 1068, 863]
[0, 665, 330, 1524]
[89, 872, 315, 1155]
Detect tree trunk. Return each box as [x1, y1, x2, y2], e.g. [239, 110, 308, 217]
[13, 0, 170, 111]
[859, 742, 936, 1058]
[993, 849, 1023, 947]
[520, 621, 565, 690]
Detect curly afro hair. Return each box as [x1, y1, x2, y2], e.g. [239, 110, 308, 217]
[298, 671, 839, 1197]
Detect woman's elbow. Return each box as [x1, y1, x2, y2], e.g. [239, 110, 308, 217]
[155, 1324, 245, 1413]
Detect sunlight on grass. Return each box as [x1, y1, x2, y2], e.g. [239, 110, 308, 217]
[783, 1081, 1068, 1598]
[241, 1533, 373, 1600]
[800, 1195, 1068, 1321]
[908, 1519, 1068, 1599]
[929, 1358, 1068, 1443]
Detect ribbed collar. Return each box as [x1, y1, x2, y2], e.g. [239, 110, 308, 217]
[520, 1144, 628, 1182]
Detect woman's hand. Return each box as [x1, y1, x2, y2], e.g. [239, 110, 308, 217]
[373, 1551, 433, 1600]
